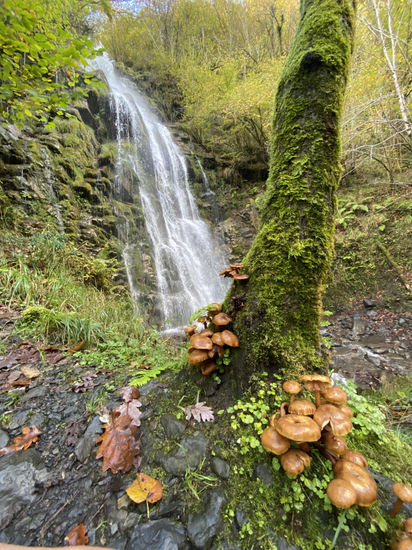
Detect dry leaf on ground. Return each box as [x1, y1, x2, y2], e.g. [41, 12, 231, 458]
[96, 411, 140, 473]
[68, 340, 86, 354]
[185, 402, 214, 423]
[126, 472, 163, 504]
[0, 425, 42, 456]
[64, 523, 88, 545]
[122, 386, 140, 402]
[21, 366, 40, 379]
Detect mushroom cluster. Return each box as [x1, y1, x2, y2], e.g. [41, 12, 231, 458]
[184, 303, 239, 376]
[219, 262, 249, 283]
[261, 374, 377, 508]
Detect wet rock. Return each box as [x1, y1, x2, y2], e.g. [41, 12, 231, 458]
[31, 412, 45, 427]
[352, 316, 366, 337]
[0, 449, 50, 529]
[0, 429, 9, 448]
[9, 410, 30, 430]
[211, 457, 230, 480]
[160, 414, 185, 438]
[152, 497, 184, 519]
[21, 386, 48, 402]
[127, 519, 186, 550]
[75, 416, 102, 462]
[255, 464, 274, 486]
[270, 535, 303, 549]
[363, 299, 376, 308]
[187, 490, 225, 549]
[161, 432, 208, 476]
[235, 507, 248, 529]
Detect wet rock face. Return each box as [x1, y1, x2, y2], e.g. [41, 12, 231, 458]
[127, 519, 186, 550]
[187, 490, 225, 549]
[160, 432, 208, 476]
[0, 449, 51, 530]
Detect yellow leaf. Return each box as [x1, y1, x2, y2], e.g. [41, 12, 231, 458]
[126, 473, 163, 504]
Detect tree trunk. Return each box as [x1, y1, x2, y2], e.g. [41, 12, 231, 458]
[224, 0, 356, 392]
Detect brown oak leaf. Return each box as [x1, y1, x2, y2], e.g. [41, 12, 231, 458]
[64, 523, 88, 546]
[114, 399, 142, 427]
[96, 411, 140, 473]
[0, 425, 42, 456]
[121, 386, 140, 402]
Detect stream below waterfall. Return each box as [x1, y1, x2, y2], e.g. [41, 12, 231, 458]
[91, 54, 229, 329]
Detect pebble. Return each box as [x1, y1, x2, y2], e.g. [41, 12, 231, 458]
[128, 519, 186, 550]
[160, 414, 185, 438]
[211, 457, 230, 480]
[255, 464, 274, 486]
[75, 416, 102, 462]
[161, 432, 208, 476]
[0, 429, 9, 448]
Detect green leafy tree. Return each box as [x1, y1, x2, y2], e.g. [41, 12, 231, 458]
[0, 0, 111, 127]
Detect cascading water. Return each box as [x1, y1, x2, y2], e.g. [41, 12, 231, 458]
[91, 54, 229, 328]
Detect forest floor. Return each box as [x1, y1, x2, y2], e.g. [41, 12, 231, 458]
[0, 297, 411, 549]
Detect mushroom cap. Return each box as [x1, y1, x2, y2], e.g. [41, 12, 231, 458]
[283, 380, 302, 395]
[201, 360, 216, 376]
[219, 268, 233, 277]
[208, 344, 224, 359]
[313, 404, 352, 436]
[404, 518, 412, 536]
[393, 483, 412, 503]
[190, 334, 213, 351]
[341, 450, 368, 468]
[207, 303, 222, 314]
[188, 349, 209, 365]
[396, 537, 412, 550]
[275, 414, 321, 443]
[334, 460, 378, 507]
[322, 386, 348, 405]
[269, 413, 281, 428]
[233, 273, 249, 281]
[337, 403, 354, 419]
[184, 325, 197, 337]
[213, 312, 232, 326]
[261, 427, 290, 456]
[327, 478, 357, 509]
[221, 329, 239, 347]
[230, 262, 244, 270]
[300, 374, 332, 392]
[200, 329, 214, 338]
[322, 433, 348, 456]
[280, 449, 311, 475]
[289, 399, 316, 416]
[211, 332, 224, 346]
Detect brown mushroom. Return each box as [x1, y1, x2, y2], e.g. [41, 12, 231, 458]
[213, 312, 232, 327]
[289, 399, 316, 416]
[230, 262, 244, 271]
[327, 478, 357, 509]
[275, 414, 321, 443]
[201, 360, 216, 376]
[340, 450, 368, 468]
[208, 344, 225, 359]
[211, 332, 224, 346]
[233, 273, 249, 282]
[300, 374, 331, 407]
[323, 433, 348, 457]
[396, 537, 412, 550]
[200, 328, 214, 338]
[313, 404, 352, 436]
[269, 413, 281, 428]
[261, 427, 290, 456]
[333, 460, 377, 507]
[184, 325, 197, 338]
[337, 403, 354, 419]
[221, 330, 239, 347]
[190, 334, 213, 351]
[405, 518, 412, 536]
[283, 380, 302, 406]
[280, 449, 311, 475]
[219, 268, 233, 277]
[207, 303, 222, 315]
[188, 349, 209, 365]
[390, 484, 412, 518]
[322, 386, 348, 406]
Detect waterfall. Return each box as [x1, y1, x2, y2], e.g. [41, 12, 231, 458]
[91, 54, 229, 328]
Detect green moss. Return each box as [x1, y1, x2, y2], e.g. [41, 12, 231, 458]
[224, 0, 357, 386]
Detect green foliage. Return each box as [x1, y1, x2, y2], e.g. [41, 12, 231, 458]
[0, 0, 109, 127]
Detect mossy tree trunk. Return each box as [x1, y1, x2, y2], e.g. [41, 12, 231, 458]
[224, 0, 356, 390]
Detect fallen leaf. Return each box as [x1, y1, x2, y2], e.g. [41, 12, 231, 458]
[45, 351, 65, 365]
[65, 523, 88, 546]
[0, 342, 40, 370]
[122, 386, 140, 402]
[186, 402, 214, 423]
[71, 373, 97, 393]
[96, 411, 140, 473]
[68, 340, 86, 354]
[21, 366, 40, 379]
[114, 399, 142, 427]
[126, 472, 163, 504]
[0, 425, 42, 456]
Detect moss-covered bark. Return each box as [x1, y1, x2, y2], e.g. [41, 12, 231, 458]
[225, 0, 356, 388]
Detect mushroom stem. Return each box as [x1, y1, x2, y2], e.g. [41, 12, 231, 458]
[315, 390, 321, 407]
[328, 510, 347, 550]
[290, 394, 296, 406]
[315, 443, 338, 465]
[389, 497, 403, 518]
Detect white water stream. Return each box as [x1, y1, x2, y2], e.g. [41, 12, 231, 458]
[91, 54, 229, 327]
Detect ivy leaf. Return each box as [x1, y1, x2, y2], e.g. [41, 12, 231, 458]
[185, 402, 214, 423]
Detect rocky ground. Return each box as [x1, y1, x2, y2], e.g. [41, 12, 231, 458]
[0, 300, 410, 550]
